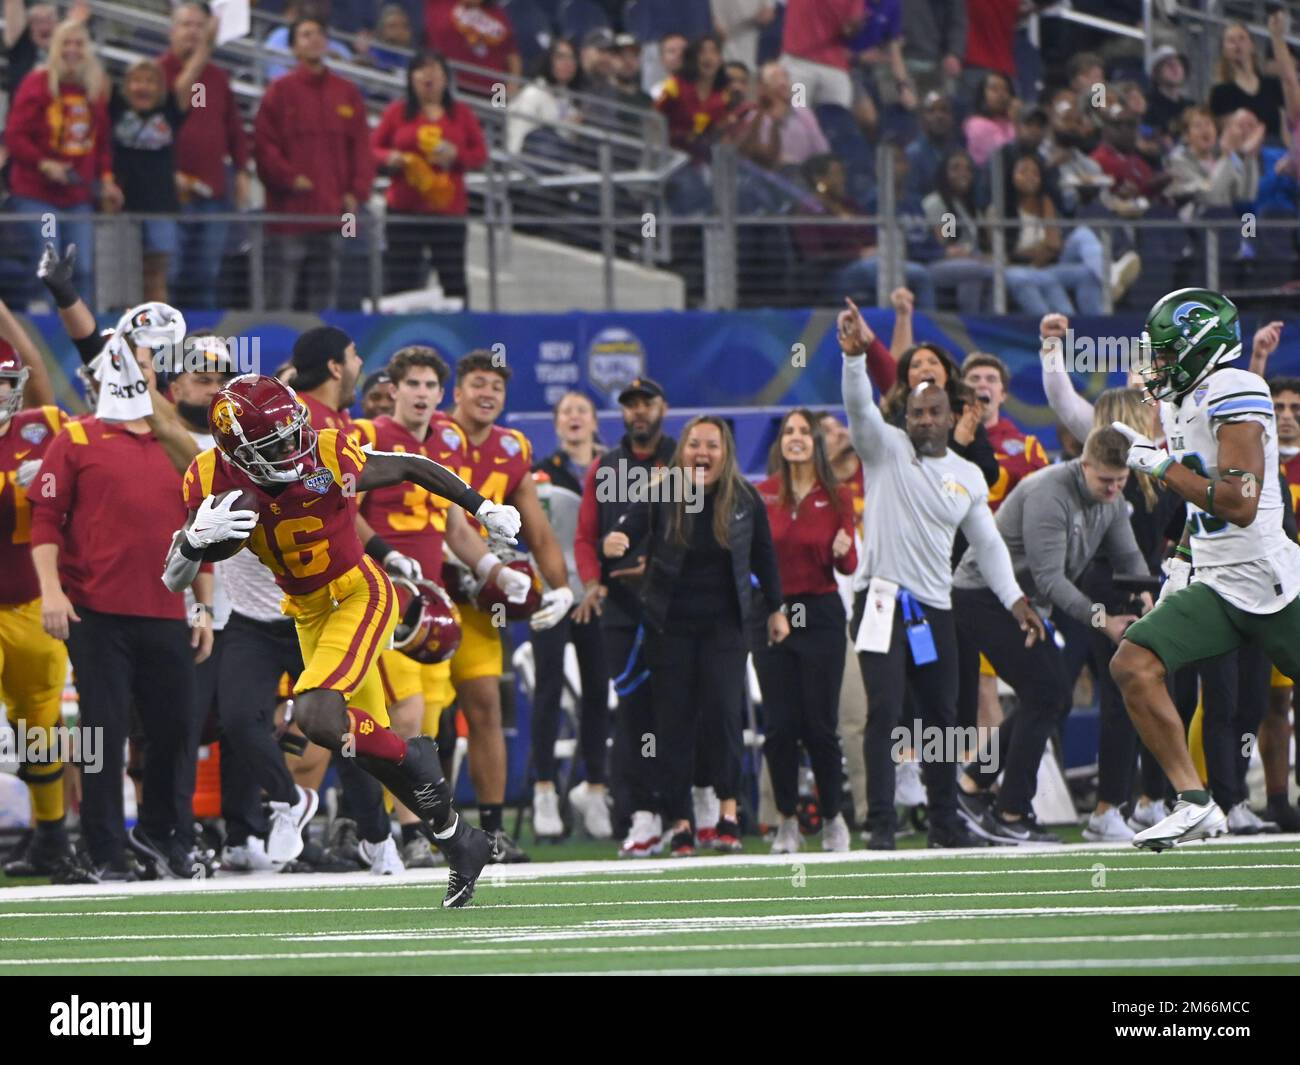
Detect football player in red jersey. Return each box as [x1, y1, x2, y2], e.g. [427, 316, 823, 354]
[354, 346, 532, 866]
[446, 350, 572, 861]
[164, 373, 522, 907]
[0, 344, 75, 875]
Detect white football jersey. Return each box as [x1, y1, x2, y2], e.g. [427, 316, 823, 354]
[1160, 367, 1300, 613]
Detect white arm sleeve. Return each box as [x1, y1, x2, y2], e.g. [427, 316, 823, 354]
[842, 353, 895, 465]
[1040, 354, 1096, 444]
[961, 500, 1025, 610]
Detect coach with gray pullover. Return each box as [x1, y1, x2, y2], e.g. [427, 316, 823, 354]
[838, 300, 1044, 850]
[953, 426, 1150, 844]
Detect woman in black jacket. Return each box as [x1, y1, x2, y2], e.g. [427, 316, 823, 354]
[603, 416, 787, 856]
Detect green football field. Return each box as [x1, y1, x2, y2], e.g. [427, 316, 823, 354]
[1, 835, 1299, 975]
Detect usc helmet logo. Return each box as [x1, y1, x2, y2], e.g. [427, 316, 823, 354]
[212, 397, 242, 435]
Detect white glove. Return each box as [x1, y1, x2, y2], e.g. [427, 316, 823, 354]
[495, 565, 533, 604]
[383, 551, 422, 582]
[475, 500, 521, 543]
[530, 586, 575, 631]
[14, 459, 41, 489]
[1157, 555, 1191, 606]
[1111, 421, 1173, 479]
[185, 493, 258, 550]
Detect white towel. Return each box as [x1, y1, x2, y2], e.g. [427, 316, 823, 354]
[88, 302, 186, 422]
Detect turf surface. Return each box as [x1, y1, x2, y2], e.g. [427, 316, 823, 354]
[1, 836, 1298, 975]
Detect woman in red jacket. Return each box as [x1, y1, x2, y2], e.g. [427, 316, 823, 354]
[755, 408, 858, 855]
[373, 51, 487, 306]
[5, 18, 122, 306]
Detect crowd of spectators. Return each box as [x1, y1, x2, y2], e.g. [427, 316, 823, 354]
[1, 0, 1300, 312]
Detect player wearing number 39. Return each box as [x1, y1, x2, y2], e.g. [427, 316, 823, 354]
[1111, 289, 1300, 850]
[163, 373, 522, 907]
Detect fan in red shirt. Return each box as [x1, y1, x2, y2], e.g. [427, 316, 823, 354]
[779, 0, 864, 108]
[5, 19, 123, 304]
[754, 409, 857, 855]
[963, 0, 1021, 81]
[961, 353, 1049, 511]
[253, 17, 375, 310]
[656, 36, 741, 160]
[425, 0, 521, 96]
[159, 2, 251, 310]
[373, 52, 488, 304]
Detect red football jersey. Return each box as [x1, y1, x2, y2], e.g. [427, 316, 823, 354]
[0, 406, 68, 605]
[354, 415, 468, 577]
[453, 419, 532, 535]
[984, 416, 1049, 512]
[183, 428, 369, 597]
[1282, 450, 1300, 526]
[298, 391, 354, 434]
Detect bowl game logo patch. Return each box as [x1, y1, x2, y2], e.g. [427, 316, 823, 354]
[304, 469, 335, 495]
[20, 422, 48, 444]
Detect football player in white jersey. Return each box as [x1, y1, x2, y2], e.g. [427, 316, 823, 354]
[1110, 288, 1300, 849]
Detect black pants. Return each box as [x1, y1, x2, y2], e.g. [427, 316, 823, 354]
[385, 218, 469, 302]
[606, 622, 659, 824]
[66, 607, 197, 866]
[853, 590, 960, 833]
[530, 608, 610, 785]
[954, 587, 1071, 818]
[644, 618, 748, 824]
[1199, 646, 1270, 810]
[216, 613, 302, 845]
[753, 593, 846, 819]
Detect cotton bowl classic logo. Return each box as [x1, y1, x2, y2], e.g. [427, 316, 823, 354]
[304, 469, 334, 495]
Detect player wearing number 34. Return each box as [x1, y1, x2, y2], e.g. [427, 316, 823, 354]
[162, 372, 521, 908]
[1111, 289, 1300, 851]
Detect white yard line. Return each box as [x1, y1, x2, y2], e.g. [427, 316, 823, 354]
[2, 882, 1299, 920]
[2, 949, 1298, 972]
[1, 835, 1296, 904]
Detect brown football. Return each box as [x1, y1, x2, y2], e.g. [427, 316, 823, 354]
[201, 489, 260, 562]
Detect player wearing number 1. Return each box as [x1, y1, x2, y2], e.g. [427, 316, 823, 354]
[1111, 289, 1300, 850]
[164, 373, 522, 906]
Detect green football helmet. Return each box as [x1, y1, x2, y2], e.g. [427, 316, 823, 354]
[1139, 288, 1242, 402]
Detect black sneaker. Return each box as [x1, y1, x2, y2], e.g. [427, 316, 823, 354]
[714, 817, 742, 853]
[987, 811, 1060, 845]
[865, 828, 896, 850]
[325, 818, 366, 869]
[439, 816, 493, 909]
[282, 838, 363, 874]
[669, 829, 695, 857]
[955, 787, 998, 839]
[128, 825, 184, 879]
[928, 820, 989, 849]
[3, 824, 72, 876]
[90, 859, 142, 883]
[488, 829, 530, 864]
[1265, 795, 1300, 833]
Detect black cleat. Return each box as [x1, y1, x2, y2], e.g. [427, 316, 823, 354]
[1265, 795, 1300, 833]
[986, 811, 1060, 845]
[487, 828, 530, 864]
[439, 816, 493, 909]
[4, 824, 73, 876]
[928, 819, 989, 849]
[865, 828, 896, 850]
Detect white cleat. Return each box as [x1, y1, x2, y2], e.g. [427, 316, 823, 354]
[1226, 801, 1277, 835]
[533, 786, 564, 838]
[618, 810, 663, 858]
[821, 813, 851, 853]
[1082, 807, 1135, 843]
[895, 760, 927, 808]
[770, 816, 802, 854]
[1132, 799, 1228, 852]
[358, 836, 405, 875]
[568, 781, 613, 839]
[221, 837, 275, 872]
[692, 786, 720, 834]
[267, 785, 318, 864]
[1126, 798, 1167, 832]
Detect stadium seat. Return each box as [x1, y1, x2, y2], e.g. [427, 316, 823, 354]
[815, 103, 875, 205]
[558, 0, 611, 40]
[504, 0, 554, 70]
[621, 0, 709, 40]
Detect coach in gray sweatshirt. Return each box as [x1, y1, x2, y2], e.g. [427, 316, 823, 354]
[952, 425, 1149, 844]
